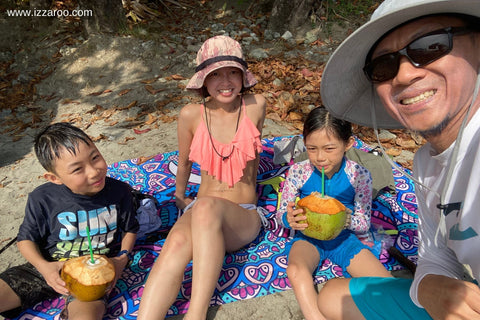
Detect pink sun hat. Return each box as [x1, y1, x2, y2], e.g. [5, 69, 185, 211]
[186, 35, 257, 94]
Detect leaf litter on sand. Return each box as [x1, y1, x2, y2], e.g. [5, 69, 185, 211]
[0, 0, 423, 169]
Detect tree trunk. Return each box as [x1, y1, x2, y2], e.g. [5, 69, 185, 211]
[77, 0, 126, 35]
[268, 0, 316, 35]
[30, 0, 52, 29]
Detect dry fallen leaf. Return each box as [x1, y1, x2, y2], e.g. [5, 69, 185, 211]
[276, 91, 295, 117]
[140, 77, 159, 84]
[88, 89, 112, 96]
[61, 99, 80, 104]
[145, 85, 163, 95]
[301, 68, 314, 78]
[91, 134, 107, 142]
[266, 112, 282, 122]
[137, 155, 155, 165]
[145, 114, 157, 125]
[118, 89, 131, 96]
[118, 136, 136, 145]
[158, 115, 177, 123]
[170, 74, 186, 80]
[101, 109, 116, 118]
[396, 137, 417, 149]
[288, 111, 303, 121]
[386, 148, 402, 157]
[125, 100, 137, 109]
[86, 105, 104, 114]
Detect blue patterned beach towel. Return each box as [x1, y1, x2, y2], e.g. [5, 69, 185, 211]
[9, 136, 418, 319]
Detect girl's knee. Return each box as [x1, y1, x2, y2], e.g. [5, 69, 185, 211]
[164, 229, 191, 254]
[286, 262, 310, 282]
[190, 198, 222, 226]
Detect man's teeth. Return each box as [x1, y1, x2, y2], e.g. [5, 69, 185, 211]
[402, 90, 435, 105]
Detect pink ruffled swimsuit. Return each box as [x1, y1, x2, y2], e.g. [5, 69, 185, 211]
[189, 100, 262, 187]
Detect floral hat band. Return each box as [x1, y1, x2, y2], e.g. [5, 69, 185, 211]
[195, 55, 248, 73]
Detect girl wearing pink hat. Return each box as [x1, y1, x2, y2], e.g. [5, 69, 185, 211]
[138, 35, 267, 320]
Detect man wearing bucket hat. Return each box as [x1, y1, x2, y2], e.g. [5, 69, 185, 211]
[138, 35, 267, 320]
[316, 0, 480, 319]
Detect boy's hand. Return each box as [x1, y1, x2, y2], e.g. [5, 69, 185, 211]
[40, 261, 69, 295]
[286, 202, 308, 230]
[109, 255, 129, 293]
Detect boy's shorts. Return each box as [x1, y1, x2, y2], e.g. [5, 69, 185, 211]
[289, 229, 371, 276]
[350, 277, 432, 320]
[0, 262, 59, 318]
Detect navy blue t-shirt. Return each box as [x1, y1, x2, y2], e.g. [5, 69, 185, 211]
[17, 177, 139, 261]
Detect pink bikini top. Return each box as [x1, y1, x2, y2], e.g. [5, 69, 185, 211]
[189, 100, 262, 187]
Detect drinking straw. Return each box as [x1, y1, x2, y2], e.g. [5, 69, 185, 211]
[85, 226, 95, 264]
[321, 167, 325, 197]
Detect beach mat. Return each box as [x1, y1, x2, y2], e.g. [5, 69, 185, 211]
[9, 136, 418, 319]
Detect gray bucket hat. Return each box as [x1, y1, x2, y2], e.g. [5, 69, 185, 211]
[320, 0, 480, 129]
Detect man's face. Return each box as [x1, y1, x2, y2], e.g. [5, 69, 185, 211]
[371, 16, 480, 137]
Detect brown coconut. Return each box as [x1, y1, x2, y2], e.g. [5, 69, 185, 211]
[61, 254, 116, 301]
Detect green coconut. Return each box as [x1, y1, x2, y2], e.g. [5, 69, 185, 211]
[297, 192, 347, 240]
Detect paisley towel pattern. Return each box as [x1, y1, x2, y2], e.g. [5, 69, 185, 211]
[10, 136, 418, 319]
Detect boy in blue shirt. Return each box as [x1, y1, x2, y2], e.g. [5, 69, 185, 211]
[0, 122, 138, 319]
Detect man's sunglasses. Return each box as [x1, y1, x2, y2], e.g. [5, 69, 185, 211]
[363, 27, 472, 83]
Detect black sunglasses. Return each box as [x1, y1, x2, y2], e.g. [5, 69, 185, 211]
[363, 27, 472, 83]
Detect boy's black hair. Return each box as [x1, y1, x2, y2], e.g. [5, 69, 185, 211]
[303, 107, 352, 143]
[34, 122, 93, 173]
